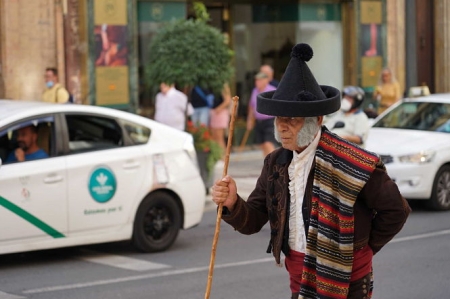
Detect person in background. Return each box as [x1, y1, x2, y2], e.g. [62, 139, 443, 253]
[212, 43, 411, 299]
[42, 68, 70, 104]
[325, 86, 371, 148]
[247, 72, 278, 157]
[373, 67, 402, 114]
[260, 64, 279, 87]
[190, 85, 213, 127]
[154, 83, 193, 131]
[210, 83, 231, 156]
[5, 125, 48, 163]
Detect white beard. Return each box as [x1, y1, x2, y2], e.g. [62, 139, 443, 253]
[274, 117, 319, 148]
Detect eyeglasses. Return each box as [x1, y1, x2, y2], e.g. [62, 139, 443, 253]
[276, 117, 303, 126]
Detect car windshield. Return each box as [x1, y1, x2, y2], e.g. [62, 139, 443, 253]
[373, 101, 450, 133]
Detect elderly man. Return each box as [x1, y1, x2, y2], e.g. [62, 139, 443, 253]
[212, 43, 411, 299]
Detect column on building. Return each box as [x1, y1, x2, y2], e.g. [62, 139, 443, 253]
[386, 0, 405, 95]
[0, 0, 63, 101]
[434, 0, 450, 93]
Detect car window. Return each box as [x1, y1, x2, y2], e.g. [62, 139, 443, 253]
[65, 114, 123, 154]
[120, 120, 151, 145]
[373, 101, 450, 132]
[0, 116, 55, 164]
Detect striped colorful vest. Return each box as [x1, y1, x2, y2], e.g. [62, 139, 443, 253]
[299, 129, 380, 299]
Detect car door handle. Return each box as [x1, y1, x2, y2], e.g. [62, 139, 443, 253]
[123, 161, 140, 170]
[44, 175, 63, 184]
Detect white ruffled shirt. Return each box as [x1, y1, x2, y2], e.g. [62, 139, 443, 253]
[288, 131, 321, 253]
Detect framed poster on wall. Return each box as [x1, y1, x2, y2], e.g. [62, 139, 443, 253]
[88, 0, 137, 111]
[358, 1, 385, 90]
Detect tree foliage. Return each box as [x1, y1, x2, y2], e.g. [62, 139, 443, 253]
[145, 3, 233, 94]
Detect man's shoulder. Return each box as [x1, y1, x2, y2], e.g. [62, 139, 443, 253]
[28, 149, 49, 160]
[353, 110, 370, 122]
[54, 83, 67, 91]
[266, 85, 277, 92]
[265, 147, 292, 165]
[4, 151, 16, 163]
[172, 89, 187, 99]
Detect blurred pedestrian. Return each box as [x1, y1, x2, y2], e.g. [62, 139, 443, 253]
[42, 68, 70, 104]
[210, 83, 231, 156]
[154, 83, 193, 131]
[190, 85, 213, 126]
[260, 64, 279, 87]
[247, 72, 278, 157]
[325, 86, 371, 147]
[212, 43, 411, 299]
[373, 67, 402, 114]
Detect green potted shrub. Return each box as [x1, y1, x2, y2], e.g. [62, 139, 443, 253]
[145, 2, 233, 95]
[145, 2, 233, 187]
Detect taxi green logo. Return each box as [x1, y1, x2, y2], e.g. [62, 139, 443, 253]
[88, 166, 117, 203]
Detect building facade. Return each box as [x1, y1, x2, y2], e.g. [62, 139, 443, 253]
[0, 0, 448, 115]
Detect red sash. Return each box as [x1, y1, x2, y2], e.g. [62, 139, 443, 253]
[285, 245, 373, 293]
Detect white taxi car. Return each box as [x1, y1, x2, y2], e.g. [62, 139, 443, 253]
[0, 100, 205, 254]
[366, 93, 450, 210]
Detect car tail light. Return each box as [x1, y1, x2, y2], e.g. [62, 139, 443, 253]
[183, 135, 200, 171]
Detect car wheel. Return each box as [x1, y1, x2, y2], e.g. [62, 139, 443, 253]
[133, 192, 181, 252]
[428, 165, 450, 211]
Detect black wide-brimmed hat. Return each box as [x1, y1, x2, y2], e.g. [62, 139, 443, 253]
[257, 43, 341, 117]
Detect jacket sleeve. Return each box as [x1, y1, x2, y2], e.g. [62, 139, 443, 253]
[360, 167, 412, 254]
[221, 156, 270, 234]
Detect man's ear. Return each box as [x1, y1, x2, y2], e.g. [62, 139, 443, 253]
[317, 116, 324, 126]
[32, 133, 38, 143]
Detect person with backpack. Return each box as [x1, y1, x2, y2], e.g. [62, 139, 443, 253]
[42, 67, 72, 104]
[190, 85, 214, 126]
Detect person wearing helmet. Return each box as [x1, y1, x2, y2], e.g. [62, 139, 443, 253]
[324, 86, 371, 147]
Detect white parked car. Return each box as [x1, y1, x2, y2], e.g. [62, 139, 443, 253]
[366, 93, 450, 210]
[0, 100, 205, 254]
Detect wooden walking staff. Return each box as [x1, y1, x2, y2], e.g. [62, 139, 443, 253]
[204, 95, 239, 299]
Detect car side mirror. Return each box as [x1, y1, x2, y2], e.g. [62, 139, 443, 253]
[333, 121, 345, 129]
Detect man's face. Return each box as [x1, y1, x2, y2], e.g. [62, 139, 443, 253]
[17, 126, 37, 152]
[344, 95, 355, 104]
[160, 83, 171, 94]
[260, 65, 273, 80]
[381, 71, 392, 83]
[274, 116, 322, 152]
[44, 70, 57, 84]
[255, 77, 268, 91]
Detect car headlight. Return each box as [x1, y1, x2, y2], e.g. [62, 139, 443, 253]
[398, 151, 435, 163]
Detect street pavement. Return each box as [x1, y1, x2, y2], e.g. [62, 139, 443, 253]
[1, 148, 450, 299]
[205, 148, 264, 211]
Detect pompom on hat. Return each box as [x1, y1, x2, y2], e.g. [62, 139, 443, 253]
[257, 43, 341, 117]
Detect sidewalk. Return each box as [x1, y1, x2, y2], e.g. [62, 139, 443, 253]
[204, 148, 264, 211]
[229, 147, 264, 162]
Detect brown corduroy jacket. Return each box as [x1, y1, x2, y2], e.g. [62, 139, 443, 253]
[222, 147, 411, 265]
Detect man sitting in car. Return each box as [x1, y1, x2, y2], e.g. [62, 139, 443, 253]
[5, 125, 48, 163]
